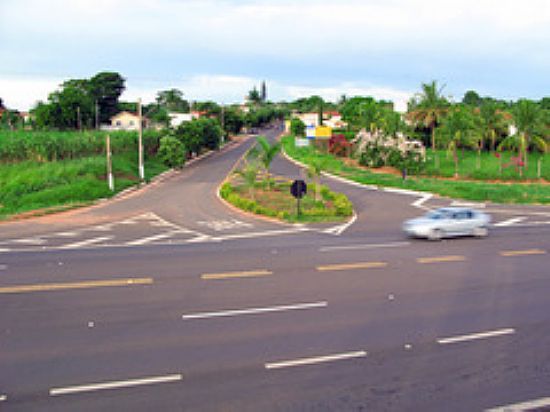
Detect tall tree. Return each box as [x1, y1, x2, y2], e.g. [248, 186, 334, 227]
[512, 99, 543, 168]
[478, 102, 508, 152]
[88, 72, 125, 123]
[156, 89, 189, 112]
[247, 86, 262, 104]
[462, 90, 482, 106]
[260, 81, 267, 102]
[438, 106, 477, 177]
[408, 80, 450, 150]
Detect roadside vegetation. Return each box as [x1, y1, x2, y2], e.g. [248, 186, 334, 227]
[283, 136, 550, 204]
[0, 73, 285, 220]
[284, 81, 549, 204]
[221, 136, 353, 223]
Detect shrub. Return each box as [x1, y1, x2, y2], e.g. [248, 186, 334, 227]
[290, 118, 306, 136]
[158, 136, 186, 168]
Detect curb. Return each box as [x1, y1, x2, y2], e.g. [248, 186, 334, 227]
[281, 145, 434, 206]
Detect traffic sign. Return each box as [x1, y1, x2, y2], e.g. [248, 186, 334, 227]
[290, 180, 307, 199]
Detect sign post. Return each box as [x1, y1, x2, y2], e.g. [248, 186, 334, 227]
[290, 179, 307, 217]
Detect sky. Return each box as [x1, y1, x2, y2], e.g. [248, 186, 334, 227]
[1, 0, 550, 112]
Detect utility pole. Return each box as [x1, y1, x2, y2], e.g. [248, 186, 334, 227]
[221, 103, 225, 144]
[95, 100, 99, 130]
[138, 98, 144, 181]
[77, 106, 82, 132]
[106, 134, 114, 191]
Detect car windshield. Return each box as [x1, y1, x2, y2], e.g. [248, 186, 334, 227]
[425, 210, 449, 220]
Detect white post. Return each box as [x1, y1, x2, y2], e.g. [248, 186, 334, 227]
[138, 98, 144, 181]
[106, 134, 114, 191]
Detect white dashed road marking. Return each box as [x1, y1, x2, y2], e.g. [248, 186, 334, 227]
[182, 301, 328, 320]
[59, 236, 113, 249]
[437, 328, 515, 345]
[320, 241, 410, 252]
[50, 374, 182, 396]
[266, 350, 367, 369]
[494, 217, 527, 227]
[485, 397, 550, 412]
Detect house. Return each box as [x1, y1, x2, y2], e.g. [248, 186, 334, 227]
[168, 112, 198, 128]
[110, 111, 149, 130]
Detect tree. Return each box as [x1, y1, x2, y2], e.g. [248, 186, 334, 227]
[260, 81, 267, 102]
[462, 90, 482, 106]
[88, 72, 125, 123]
[158, 136, 186, 168]
[174, 118, 222, 156]
[408, 80, 450, 150]
[247, 87, 262, 104]
[438, 106, 477, 177]
[156, 89, 189, 112]
[306, 159, 324, 201]
[513, 99, 543, 168]
[478, 102, 508, 152]
[341, 97, 384, 132]
[234, 159, 261, 200]
[290, 118, 306, 136]
[252, 135, 281, 188]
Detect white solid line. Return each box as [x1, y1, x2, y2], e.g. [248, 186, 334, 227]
[59, 236, 113, 249]
[451, 201, 486, 208]
[0, 394, 6, 401]
[437, 328, 515, 345]
[50, 374, 182, 396]
[126, 231, 184, 246]
[266, 350, 367, 369]
[0, 248, 11, 253]
[322, 213, 357, 236]
[485, 397, 550, 412]
[382, 187, 427, 197]
[210, 227, 310, 241]
[494, 217, 526, 227]
[55, 232, 79, 237]
[182, 301, 328, 320]
[320, 241, 410, 252]
[412, 193, 433, 209]
[11, 238, 46, 245]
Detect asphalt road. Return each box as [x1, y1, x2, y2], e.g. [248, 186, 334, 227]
[1, 123, 549, 411]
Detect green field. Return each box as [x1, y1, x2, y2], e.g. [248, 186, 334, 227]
[423, 150, 549, 180]
[0, 130, 167, 219]
[283, 136, 550, 204]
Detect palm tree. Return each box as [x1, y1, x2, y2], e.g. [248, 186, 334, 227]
[306, 159, 325, 201]
[254, 135, 281, 188]
[478, 102, 509, 152]
[234, 160, 260, 200]
[513, 99, 542, 169]
[408, 81, 450, 150]
[439, 106, 477, 177]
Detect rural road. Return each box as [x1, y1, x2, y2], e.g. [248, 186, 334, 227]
[1, 123, 549, 411]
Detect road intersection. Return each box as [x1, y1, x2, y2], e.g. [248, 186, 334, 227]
[0, 124, 549, 411]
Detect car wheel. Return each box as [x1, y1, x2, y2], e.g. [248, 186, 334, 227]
[473, 226, 488, 238]
[428, 228, 443, 241]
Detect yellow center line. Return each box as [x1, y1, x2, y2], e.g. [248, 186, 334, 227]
[316, 262, 387, 272]
[201, 270, 272, 280]
[416, 255, 466, 264]
[500, 249, 547, 257]
[0, 277, 153, 294]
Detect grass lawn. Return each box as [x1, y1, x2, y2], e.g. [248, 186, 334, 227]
[282, 136, 550, 205]
[0, 153, 168, 219]
[220, 179, 353, 223]
[423, 150, 549, 180]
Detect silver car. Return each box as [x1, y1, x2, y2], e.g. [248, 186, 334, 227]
[403, 207, 491, 240]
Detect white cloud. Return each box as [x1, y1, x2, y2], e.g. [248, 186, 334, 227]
[0, 75, 63, 110]
[1, 73, 413, 112]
